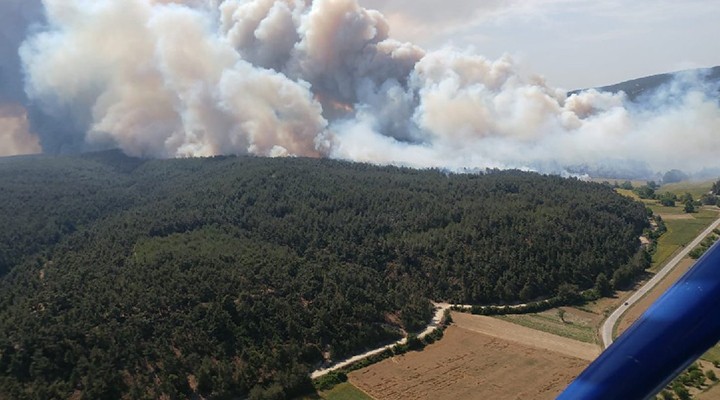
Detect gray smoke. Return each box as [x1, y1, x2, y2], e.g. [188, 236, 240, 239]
[0, 0, 718, 176]
[0, 0, 44, 155]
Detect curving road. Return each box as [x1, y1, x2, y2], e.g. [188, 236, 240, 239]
[310, 303, 451, 379]
[600, 215, 720, 349]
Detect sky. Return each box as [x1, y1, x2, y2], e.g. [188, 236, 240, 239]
[359, 0, 720, 89]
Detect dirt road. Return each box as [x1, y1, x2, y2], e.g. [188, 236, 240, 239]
[310, 303, 450, 379]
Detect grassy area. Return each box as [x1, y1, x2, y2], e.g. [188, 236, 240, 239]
[320, 383, 373, 400]
[495, 310, 597, 344]
[614, 180, 720, 272]
[650, 207, 719, 271]
[613, 180, 720, 365]
[702, 346, 720, 364]
[658, 179, 716, 199]
[615, 188, 640, 200]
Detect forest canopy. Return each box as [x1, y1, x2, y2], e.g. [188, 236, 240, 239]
[0, 151, 648, 399]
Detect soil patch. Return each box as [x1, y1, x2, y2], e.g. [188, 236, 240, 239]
[453, 313, 600, 360]
[350, 313, 597, 400]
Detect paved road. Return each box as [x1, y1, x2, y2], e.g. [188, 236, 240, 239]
[600, 216, 720, 349]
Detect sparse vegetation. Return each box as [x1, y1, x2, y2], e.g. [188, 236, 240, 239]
[659, 354, 720, 399]
[689, 230, 720, 259]
[496, 311, 597, 344]
[557, 309, 566, 323]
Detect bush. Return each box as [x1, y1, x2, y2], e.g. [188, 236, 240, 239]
[702, 194, 718, 205]
[659, 390, 674, 400]
[313, 371, 347, 391]
[672, 383, 690, 400]
[684, 201, 695, 214]
[706, 369, 717, 381]
[406, 334, 425, 351]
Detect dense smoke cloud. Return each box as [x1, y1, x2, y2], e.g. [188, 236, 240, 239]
[1, 0, 718, 175]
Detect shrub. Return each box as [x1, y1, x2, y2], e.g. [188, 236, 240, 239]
[706, 369, 718, 381]
[313, 371, 347, 391]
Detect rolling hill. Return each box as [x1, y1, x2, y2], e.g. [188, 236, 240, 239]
[571, 66, 720, 101]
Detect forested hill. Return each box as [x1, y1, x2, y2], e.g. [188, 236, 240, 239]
[0, 151, 648, 399]
[569, 66, 720, 101]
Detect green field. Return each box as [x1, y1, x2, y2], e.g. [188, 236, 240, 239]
[615, 188, 640, 200]
[495, 310, 597, 344]
[320, 383, 373, 400]
[652, 177, 719, 270]
[649, 207, 719, 271]
[614, 180, 720, 272]
[703, 346, 720, 364]
[657, 179, 717, 200]
[614, 180, 720, 364]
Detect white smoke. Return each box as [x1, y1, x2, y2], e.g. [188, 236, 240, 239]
[9, 0, 720, 175]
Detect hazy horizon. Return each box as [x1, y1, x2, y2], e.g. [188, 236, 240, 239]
[359, 0, 720, 90]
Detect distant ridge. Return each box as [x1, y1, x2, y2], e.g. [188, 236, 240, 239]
[570, 66, 720, 101]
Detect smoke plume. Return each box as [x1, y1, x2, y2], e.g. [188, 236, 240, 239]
[0, 0, 718, 176]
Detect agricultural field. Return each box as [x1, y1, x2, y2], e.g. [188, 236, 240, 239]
[650, 207, 719, 271]
[349, 313, 597, 400]
[614, 179, 720, 271]
[659, 179, 717, 200]
[495, 307, 598, 344]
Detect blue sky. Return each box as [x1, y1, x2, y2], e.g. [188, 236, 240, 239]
[359, 0, 720, 89]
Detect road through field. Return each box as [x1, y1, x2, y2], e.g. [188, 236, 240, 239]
[600, 215, 720, 348]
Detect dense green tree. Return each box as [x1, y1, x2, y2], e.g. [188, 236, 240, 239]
[684, 201, 696, 213]
[701, 193, 718, 205]
[659, 192, 677, 207]
[594, 273, 613, 297]
[634, 185, 656, 199]
[680, 192, 694, 204]
[0, 151, 649, 398]
[712, 180, 720, 195]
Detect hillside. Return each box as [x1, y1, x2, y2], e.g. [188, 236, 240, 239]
[0, 151, 648, 399]
[570, 66, 720, 101]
